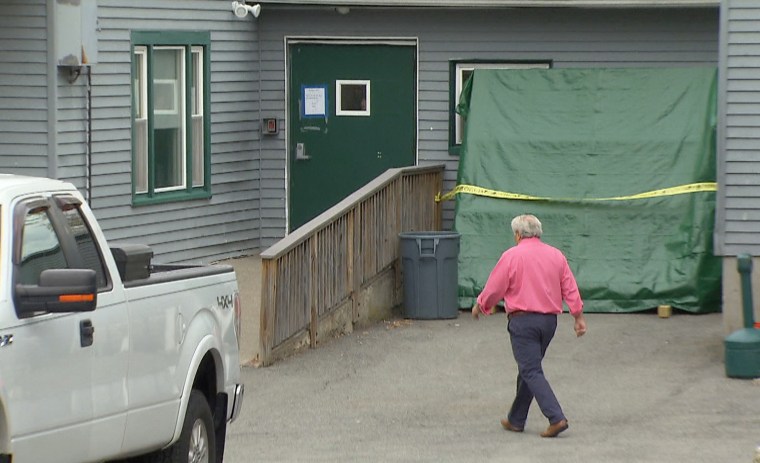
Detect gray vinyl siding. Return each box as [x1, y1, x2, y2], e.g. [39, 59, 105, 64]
[258, 36, 287, 246]
[0, 1, 724, 261]
[0, 0, 49, 178]
[260, 0, 718, 5]
[83, 0, 261, 263]
[258, 6, 719, 241]
[0, 0, 262, 264]
[58, 79, 90, 189]
[716, 0, 760, 256]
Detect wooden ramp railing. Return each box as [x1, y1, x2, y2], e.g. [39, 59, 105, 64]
[259, 164, 445, 366]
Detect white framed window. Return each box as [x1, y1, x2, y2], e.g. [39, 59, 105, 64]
[451, 61, 551, 148]
[336, 80, 370, 116]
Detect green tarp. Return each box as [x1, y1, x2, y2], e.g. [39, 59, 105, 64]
[452, 67, 721, 313]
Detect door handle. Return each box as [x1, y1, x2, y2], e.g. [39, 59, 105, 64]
[80, 319, 94, 348]
[296, 142, 310, 160]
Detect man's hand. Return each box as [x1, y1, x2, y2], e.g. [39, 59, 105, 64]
[472, 303, 495, 319]
[573, 314, 587, 337]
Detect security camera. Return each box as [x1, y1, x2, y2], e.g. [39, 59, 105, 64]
[232, 1, 261, 18]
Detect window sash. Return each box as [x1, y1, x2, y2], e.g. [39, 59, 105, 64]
[133, 41, 207, 198]
[153, 46, 186, 192]
[134, 47, 148, 194]
[191, 47, 204, 187]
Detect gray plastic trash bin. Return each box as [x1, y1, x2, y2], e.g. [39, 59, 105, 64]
[399, 231, 461, 319]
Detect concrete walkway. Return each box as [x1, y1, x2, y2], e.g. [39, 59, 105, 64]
[224, 310, 760, 462]
[218, 255, 760, 461]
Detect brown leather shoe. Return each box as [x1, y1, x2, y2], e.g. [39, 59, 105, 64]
[540, 419, 568, 438]
[500, 418, 524, 433]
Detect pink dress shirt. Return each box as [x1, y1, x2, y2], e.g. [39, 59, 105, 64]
[476, 237, 583, 316]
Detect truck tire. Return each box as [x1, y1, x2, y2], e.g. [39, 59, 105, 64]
[137, 390, 216, 463]
[171, 390, 216, 463]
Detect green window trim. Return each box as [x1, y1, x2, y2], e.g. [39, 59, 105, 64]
[448, 59, 552, 156]
[132, 189, 212, 206]
[130, 30, 212, 205]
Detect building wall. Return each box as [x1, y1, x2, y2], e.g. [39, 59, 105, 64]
[717, 0, 760, 257]
[0, 3, 721, 263]
[90, 1, 262, 263]
[0, 0, 264, 264]
[257, 6, 719, 246]
[717, 0, 760, 333]
[0, 0, 50, 178]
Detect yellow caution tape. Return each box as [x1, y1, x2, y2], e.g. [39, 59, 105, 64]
[435, 182, 717, 203]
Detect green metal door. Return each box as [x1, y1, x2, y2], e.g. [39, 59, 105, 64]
[288, 42, 416, 231]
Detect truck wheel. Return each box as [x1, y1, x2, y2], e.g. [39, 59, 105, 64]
[170, 390, 216, 463]
[120, 390, 216, 463]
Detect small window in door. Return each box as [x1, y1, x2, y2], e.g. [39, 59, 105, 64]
[336, 80, 370, 116]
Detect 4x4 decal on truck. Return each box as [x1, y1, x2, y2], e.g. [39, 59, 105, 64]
[217, 294, 234, 310]
[0, 334, 13, 347]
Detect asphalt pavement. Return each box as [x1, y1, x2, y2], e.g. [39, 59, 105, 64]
[223, 310, 760, 463]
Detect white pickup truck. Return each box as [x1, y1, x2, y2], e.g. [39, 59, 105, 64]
[0, 175, 244, 463]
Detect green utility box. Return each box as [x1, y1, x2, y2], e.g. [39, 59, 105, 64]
[725, 253, 760, 378]
[725, 329, 760, 378]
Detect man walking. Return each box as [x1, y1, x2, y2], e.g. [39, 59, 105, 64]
[472, 214, 587, 438]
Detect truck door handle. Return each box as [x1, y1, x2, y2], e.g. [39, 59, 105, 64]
[80, 319, 94, 348]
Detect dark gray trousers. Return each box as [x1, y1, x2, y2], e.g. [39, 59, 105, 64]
[507, 312, 566, 427]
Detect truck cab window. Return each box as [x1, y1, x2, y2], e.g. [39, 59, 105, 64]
[19, 209, 67, 285]
[60, 206, 108, 288]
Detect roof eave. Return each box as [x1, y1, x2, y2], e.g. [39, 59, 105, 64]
[257, 0, 719, 7]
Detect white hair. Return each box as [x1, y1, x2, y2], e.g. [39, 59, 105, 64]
[511, 214, 543, 238]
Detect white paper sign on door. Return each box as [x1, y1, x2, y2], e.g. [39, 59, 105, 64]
[303, 86, 326, 117]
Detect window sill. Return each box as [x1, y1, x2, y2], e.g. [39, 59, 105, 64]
[132, 189, 211, 206]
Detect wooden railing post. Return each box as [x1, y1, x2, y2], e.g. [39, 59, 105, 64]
[309, 235, 317, 348]
[348, 209, 358, 323]
[259, 258, 276, 366]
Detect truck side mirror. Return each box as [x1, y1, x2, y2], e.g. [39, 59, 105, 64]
[15, 268, 97, 317]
